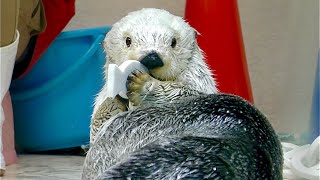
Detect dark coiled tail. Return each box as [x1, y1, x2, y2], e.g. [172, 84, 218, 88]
[84, 94, 283, 179]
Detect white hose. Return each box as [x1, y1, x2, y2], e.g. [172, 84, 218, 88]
[282, 136, 320, 180]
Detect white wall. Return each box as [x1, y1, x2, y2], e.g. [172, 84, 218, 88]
[238, 0, 318, 135]
[65, 0, 319, 134]
[64, 0, 185, 29]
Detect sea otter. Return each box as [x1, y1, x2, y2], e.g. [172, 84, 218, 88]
[84, 8, 283, 179]
[90, 8, 217, 143]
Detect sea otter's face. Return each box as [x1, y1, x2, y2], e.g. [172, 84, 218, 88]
[104, 8, 197, 81]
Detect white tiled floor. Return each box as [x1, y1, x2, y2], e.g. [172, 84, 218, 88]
[2, 155, 85, 180]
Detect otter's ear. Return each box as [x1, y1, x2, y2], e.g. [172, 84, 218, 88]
[191, 29, 205, 57]
[193, 28, 200, 39]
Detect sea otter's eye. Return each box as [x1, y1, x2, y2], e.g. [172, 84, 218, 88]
[126, 37, 131, 47]
[171, 38, 177, 48]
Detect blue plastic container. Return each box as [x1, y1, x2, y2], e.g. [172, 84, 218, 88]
[10, 26, 111, 152]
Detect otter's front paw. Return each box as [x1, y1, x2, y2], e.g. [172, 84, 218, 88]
[127, 70, 155, 106]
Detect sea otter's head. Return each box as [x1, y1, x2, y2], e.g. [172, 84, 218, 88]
[103, 8, 201, 81]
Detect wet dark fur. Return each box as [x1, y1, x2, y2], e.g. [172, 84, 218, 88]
[84, 94, 283, 179]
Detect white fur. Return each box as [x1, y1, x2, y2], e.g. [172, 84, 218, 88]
[93, 8, 218, 116]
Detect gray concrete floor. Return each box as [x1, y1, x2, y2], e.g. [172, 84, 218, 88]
[3, 155, 84, 180]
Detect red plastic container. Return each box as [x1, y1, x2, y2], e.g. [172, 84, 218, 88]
[185, 0, 254, 103]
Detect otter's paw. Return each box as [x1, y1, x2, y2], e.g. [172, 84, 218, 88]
[127, 70, 155, 106]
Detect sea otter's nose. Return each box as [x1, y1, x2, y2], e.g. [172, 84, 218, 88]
[140, 51, 164, 70]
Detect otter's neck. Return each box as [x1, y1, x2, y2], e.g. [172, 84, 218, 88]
[178, 45, 218, 94]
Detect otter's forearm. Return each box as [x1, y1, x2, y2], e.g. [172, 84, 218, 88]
[90, 97, 127, 143]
